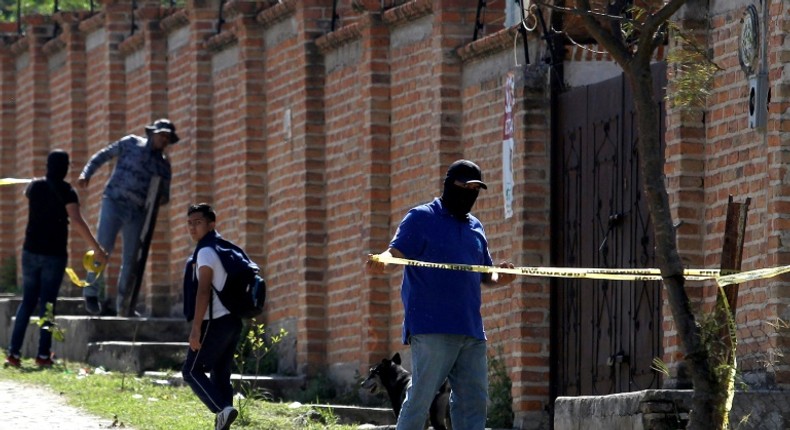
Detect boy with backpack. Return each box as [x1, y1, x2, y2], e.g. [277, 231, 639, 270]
[182, 203, 258, 430]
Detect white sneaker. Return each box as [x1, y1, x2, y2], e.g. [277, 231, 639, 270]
[215, 406, 238, 430]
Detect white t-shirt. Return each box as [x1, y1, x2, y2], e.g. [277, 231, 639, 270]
[196, 247, 230, 319]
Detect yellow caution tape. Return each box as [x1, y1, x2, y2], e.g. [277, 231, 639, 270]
[65, 267, 89, 288]
[717, 265, 790, 287]
[65, 250, 106, 288]
[82, 250, 107, 274]
[369, 254, 790, 287]
[0, 178, 32, 185]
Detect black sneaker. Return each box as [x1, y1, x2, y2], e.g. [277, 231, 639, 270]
[215, 406, 238, 430]
[84, 296, 101, 315]
[100, 299, 117, 317]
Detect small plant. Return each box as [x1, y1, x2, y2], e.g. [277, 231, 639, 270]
[487, 347, 514, 429]
[233, 322, 287, 424]
[235, 323, 286, 375]
[35, 302, 65, 343]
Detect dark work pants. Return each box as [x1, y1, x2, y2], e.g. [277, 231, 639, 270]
[182, 314, 243, 413]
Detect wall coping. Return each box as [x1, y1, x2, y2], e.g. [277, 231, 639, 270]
[160, 9, 189, 33]
[382, 0, 432, 26]
[119, 31, 145, 55]
[78, 11, 105, 34]
[457, 25, 521, 63]
[204, 30, 238, 52]
[315, 21, 362, 53]
[256, 0, 295, 27]
[8, 37, 28, 56]
[42, 37, 66, 57]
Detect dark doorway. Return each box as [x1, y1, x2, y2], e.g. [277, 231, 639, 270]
[551, 63, 667, 399]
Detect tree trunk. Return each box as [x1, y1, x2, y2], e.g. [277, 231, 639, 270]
[625, 63, 724, 429]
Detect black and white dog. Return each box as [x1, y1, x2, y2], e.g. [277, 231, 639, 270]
[361, 352, 451, 430]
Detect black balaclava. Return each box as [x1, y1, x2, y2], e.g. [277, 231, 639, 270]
[46, 150, 69, 182]
[441, 159, 487, 219]
[441, 177, 480, 219]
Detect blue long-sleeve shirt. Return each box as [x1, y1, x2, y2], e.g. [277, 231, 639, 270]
[81, 135, 171, 208]
[390, 198, 493, 344]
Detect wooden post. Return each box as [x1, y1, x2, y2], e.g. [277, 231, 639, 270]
[714, 195, 750, 423]
[718, 195, 751, 317]
[120, 175, 163, 317]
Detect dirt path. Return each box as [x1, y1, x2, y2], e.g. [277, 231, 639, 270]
[0, 379, 130, 429]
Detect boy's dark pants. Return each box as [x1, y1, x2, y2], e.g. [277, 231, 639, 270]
[182, 314, 243, 413]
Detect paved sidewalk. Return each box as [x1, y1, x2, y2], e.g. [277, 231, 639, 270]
[0, 379, 130, 429]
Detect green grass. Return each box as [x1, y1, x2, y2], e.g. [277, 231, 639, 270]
[0, 359, 361, 430]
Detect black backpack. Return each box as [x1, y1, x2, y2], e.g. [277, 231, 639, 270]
[212, 238, 266, 319]
[183, 234, 266, 321]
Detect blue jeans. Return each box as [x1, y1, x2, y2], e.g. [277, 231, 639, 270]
[182, 315, 243, 413]
[83, 196, 145, 310]
[8, 250, 67, 358]
[397, 334, 488, 430]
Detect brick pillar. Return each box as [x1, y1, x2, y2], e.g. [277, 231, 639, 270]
[432, 0, 477, 173]
[354, 11, 394, 376]
[221, 0, 268, 257]
[78, 0, 133, 299]
[295, 0, 329, 377]
[158, 0, 215, 315]
[257, 0, 328, 376]
[13, 15, 55, 263]
[46, 11, 91, 297]
[116, 1, 173, 316]
[761, 0, 790, 385]
[512, 69, 553, 429]
[0, 26, 20, 287]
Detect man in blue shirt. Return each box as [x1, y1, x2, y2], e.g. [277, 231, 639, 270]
[366, 159, 515, 430]
[78, 119, 178, 315]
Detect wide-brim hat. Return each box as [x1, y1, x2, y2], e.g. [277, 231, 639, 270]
[145, 118, 180, 144]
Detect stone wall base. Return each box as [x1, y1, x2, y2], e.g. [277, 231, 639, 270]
[554, 389, 790, 430]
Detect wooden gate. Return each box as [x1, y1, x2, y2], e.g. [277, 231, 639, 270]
[551, 63, 667, 398]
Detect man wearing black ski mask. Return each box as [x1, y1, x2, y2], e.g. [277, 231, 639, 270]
[366, 159, 515, 430]
[5, 150, 106, 369]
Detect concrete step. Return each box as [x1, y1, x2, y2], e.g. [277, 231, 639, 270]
[0, 296, 108, 348]
[145, 370, 308, 400]
[9, 315, 190, 365]
[86, 341, 187, 374]
[311, 404, 396, 426]
[141, 371, 396, 426]
[2, 296, 93, 316]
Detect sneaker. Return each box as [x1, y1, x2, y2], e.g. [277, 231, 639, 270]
[99, 298, 119, 317]
[215, 406, 238, 430]
[84, 296, 101, 315]
[35, 356, 53, 368]
[4, 355, 21, 368]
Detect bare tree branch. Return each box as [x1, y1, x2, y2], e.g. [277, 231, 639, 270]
[572, 0, 633, 68]
[634, 0, 687, 61]
[533, 0, 642, 25]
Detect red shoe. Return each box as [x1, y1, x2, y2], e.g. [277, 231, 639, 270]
[35, 356, 54, 368]
[4, 355, 21, 368]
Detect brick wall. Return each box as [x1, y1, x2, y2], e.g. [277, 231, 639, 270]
[0, 0, 554, 424]
[664, 0, 789, 388]
[0, 23, 17, 283]
[7, 0, 787, 426]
